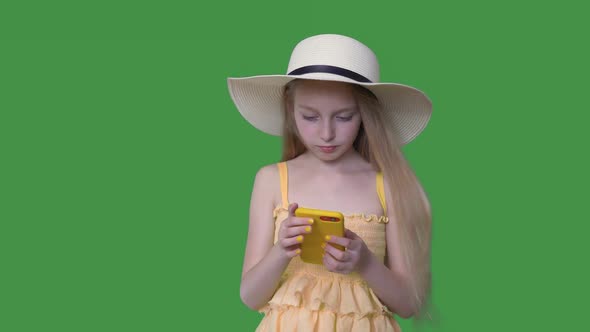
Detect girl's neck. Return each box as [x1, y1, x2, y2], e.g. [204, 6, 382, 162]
[297, 148, 367, 173]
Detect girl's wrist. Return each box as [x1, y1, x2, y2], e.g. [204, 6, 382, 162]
[356, 244, 376, 276]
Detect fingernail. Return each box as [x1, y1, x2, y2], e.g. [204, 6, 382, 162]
[297, 235, 303, 242]
[325, 235, 331, 241]
[308, 219, 314, 224]
[305, 226, 311, 232]
[295, 249, 301, 255]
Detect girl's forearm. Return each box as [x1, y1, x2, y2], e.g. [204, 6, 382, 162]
[359, 252, 416, 318]
[240, 244, 291, 310]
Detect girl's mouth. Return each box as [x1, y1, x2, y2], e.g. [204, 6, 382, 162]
[317, 146, 338, 153]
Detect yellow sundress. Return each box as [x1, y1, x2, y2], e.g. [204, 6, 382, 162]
[255, 162, 401, 332]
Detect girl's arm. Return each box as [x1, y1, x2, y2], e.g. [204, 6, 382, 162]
[358, 177, 429, 318]
[322, 179, 426, 318]
[325, 229, 417, 318]
[240, 244, 292, 311]
[357, 244, 416, 318]
[239, 166, 310, 310]
[239, 165, 287, 310]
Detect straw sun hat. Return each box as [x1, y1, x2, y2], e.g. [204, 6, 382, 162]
[227, 34, 432, 145]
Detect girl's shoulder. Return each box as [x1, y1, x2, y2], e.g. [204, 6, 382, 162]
[253, 162, 282, 186]
[256, 161, 280, 175]
[252, 162, 282, 207]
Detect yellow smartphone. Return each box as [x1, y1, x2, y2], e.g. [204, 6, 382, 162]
[295, 207, 345, 264]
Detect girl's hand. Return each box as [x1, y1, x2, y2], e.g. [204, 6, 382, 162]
[322, 229, 370, 274]
[275, 203, 314, 259]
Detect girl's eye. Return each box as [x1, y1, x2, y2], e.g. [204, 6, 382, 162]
[303, 116, 319, 121]
[336, 116, 353, 122]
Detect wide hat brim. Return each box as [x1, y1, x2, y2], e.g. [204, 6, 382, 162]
[227, 73, 433, 146]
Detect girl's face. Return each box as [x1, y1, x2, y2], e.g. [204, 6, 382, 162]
[293, 80, 362, 162]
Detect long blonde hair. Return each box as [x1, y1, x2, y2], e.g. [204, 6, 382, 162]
[281, 79, 434, 321]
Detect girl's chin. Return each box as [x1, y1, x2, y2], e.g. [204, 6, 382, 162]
[311, 149, 345, 161]
[302, 144, 353, 161]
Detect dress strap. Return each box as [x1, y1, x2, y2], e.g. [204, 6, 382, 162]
[376, 172, 387, 215]
[277, 162, 289, 208]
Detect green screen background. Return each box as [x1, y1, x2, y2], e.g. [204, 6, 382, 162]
[1, 1, 588, 331]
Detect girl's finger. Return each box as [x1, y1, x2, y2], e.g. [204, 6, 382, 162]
[287, 217, 315, 227]
[288, 203, 298, 216]
[322, 251, 338, 271]
[285, 225, 312, 238]
[281, 234, 305, 248]
[324, 243, 348, 262]
[345, 228, 360, 240]
[324, 234, 352, 248]
[287, 204, 315, 226]
[284, 246, 302, 258]
[323, 252, 351, 273]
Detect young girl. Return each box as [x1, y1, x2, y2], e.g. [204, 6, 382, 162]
[228, 34, 433, 331]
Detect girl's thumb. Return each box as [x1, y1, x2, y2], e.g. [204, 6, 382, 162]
[288, 203, 298, 216]
[345, 229, 360, 239]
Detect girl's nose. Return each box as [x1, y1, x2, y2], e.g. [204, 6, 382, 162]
[320, 121, 335, 142]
